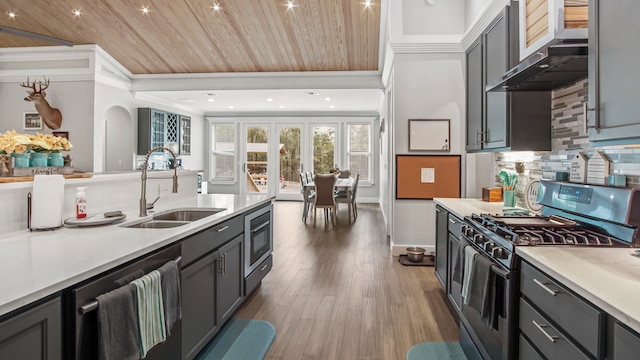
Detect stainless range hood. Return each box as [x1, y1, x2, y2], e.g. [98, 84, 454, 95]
[487, 41, 588, 92]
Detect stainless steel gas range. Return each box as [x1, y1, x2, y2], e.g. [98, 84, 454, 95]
[457, 180, 640, 360]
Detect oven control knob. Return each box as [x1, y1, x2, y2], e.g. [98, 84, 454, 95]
[473, 234, 485, 244]
[484, 241, 495, 252]
[463, 226, 474, 237]
[493, 248, 506, 259]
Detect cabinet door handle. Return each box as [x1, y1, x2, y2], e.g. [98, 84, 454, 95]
[448, 218, 457, 224]
[223, 253, 227, 275]
[436, 208, 441, 213]
[259, 263, 268, 272]
[217, 256, 223, 274]
[533, 278, 559, 296]
[532, 320, 558, 343]
[215, 225, 229, 233]
[476, 130, 481, 145]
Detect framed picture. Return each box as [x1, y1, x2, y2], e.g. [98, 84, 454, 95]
[408, 119, 450, 151]
[52, 131, 69, 140]
[23, 112, 43, 130]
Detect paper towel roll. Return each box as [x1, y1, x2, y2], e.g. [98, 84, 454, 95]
[31, 174, 65, 230]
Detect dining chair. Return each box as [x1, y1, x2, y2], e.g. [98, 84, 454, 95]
[335, 172, 360, 222]
[299, 172, 315, 222]
[312, 174, 337, 226]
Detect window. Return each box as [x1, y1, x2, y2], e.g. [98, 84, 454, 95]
[211, 123, 235, 181]
[312, 125, 336, 174]
[347, 123, 371, 182]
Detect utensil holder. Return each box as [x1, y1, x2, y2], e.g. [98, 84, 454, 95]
[503, 189, 516, 207]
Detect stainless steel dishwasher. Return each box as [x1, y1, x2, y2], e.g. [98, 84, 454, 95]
[66, 243, 181, 360]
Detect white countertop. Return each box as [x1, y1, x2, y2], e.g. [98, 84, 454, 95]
[0, 193, 273, 317]
[433, 197, 513, 218]
[517, 247, 640, 334]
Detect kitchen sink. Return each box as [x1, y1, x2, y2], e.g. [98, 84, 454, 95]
[125, 220, 191, 229]
[122, 208, 227, 229]
[152, 208, 226, 221]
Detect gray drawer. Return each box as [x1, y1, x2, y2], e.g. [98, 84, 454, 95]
[182, 215, 243, 266]
[520, 261, 602, 357]
[519, 298, 590, 360]
[245, 255, 272, 296]
[614, 322, 640, 360]
[448, 213, 464, 238]
[519, 334, 544, 360]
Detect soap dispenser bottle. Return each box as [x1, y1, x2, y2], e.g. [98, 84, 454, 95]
[76, 187, 87, 219]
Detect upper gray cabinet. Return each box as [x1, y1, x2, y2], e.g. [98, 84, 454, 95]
[586, 0, 640, 145]
[138, 108, 182, 155]
[465, 3, 552, 153]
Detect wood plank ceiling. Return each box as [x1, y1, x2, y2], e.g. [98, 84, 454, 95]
[0, 0, 381, 75]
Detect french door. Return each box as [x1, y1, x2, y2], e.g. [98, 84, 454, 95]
[240, 121, 339, 200]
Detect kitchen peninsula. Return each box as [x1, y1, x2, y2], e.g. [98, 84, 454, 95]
[0, 171, 274, 359]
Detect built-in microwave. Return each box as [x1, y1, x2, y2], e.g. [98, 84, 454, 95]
[244, 203, 273, 277]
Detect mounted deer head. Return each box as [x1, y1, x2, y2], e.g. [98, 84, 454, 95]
[21, 77, 62, 130]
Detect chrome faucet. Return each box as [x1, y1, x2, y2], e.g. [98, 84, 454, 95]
[140, 146, 178, 217]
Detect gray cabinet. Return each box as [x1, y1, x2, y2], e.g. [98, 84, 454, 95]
[181, 220, 244, 360]
[138, 108, 181, 155]
[613, 322, 640, 360]
[587, 0, 640, 145]
[0, 297, 61, 360]
[435, 206, 448, 290]
[180, 116, 191, 155]
[447, 214, 463, 313]
[483, 9, 508, 149]
[466, 4, 551, 153]
[434, 205, 463, 315]
[216, 235, 244, 324]
[466, 37, 483, 152]
[519, 261, 603, 359]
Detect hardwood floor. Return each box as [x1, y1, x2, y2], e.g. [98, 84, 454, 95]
[235, 201, 459, 360]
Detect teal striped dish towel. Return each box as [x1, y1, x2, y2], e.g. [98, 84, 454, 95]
[132, 270, 167, 358]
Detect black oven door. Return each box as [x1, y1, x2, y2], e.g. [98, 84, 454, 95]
[459, 237, 517, 360]
[244, 204, 273, 276]
[250, 212, 271, 264]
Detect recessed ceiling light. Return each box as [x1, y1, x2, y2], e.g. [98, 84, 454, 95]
[228, 106, 234, 109]
[324, 97, 331, 101]
[211, 4, 221, 12]
[208, 98, 215, 102]
[308, 91, 319, 96]
[279, 105, 285, 109]
[364, 0, 373, 8]
[286, 1, 295, 11]
[266, 98, 273, 102]
[7, 11, 16, 18]
[330, 105, 335, 109]
[141, 6, 150, 15]
[72, 9, 82, 16]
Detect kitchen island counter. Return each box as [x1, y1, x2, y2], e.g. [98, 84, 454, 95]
[0, 193, 273, 317]
[517, 246, 640, 335]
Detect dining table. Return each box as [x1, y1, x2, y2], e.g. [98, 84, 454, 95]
[303, 176, 355, 223]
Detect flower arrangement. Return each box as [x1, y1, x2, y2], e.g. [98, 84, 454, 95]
[0, 130, 31, 154]
[0, 130, 72, 154]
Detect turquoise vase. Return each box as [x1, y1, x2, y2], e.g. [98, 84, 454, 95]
[11, 153, 29, 168]
[30, 153, 48, 167]
[48, 152, 64, 167]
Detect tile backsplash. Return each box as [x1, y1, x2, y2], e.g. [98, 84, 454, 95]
[495, 79, 640, 207]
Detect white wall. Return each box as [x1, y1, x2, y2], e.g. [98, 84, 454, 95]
[93, 82, 206, 173]
[391, 52, 466, 253]
[465, 0, 495, 29]
[0, 80, 95, 172]
[403, 0, 466, 35]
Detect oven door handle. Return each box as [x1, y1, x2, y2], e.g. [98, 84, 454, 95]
[251, 221, 270, 233]
[490, 264, 510, 280]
